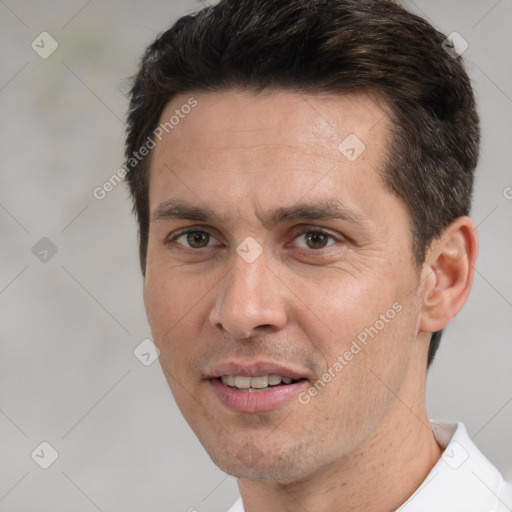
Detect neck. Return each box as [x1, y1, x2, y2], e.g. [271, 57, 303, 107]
[237, 390, 442, 512]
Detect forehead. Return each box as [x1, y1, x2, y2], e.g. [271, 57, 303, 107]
[147, 89, 394, 223]
[153, 88, 389, 160]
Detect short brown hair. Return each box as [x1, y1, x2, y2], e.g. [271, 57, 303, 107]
[124, 0, 480, 366]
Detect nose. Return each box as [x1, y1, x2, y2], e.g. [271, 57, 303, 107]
[209, 250, 288, 339]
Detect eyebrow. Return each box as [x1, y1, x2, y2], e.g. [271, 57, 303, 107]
[152, 199, 366, 228]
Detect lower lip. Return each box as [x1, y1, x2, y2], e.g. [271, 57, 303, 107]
[209, 378, 308, 413]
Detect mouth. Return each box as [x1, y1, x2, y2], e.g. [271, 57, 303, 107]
[206, 362, 310, 413]
[217, 374, 304, 392]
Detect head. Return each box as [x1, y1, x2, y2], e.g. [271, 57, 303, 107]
[124, 0, 479, 482]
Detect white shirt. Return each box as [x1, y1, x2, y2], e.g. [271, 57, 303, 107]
[225, 420, 512, 512]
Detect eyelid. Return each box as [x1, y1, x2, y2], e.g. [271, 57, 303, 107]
[166, 224, 344, 250]
[166, 226, 222, 248]
[289, 225, 341, 248]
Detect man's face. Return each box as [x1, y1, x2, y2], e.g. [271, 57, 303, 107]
[144, 90, 427, 482]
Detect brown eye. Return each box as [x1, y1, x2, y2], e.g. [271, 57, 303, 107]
[294, 229, 337, 250]
[168, 229, 219, 249]
[304, 231, 330, 249]
[186, 231, 210, 248]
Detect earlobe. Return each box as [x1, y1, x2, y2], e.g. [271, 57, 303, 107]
[419, 217, 479, 333]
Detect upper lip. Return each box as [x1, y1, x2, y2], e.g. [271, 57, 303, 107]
[206, 361, 309, 380]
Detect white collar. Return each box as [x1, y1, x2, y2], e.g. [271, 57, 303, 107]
[226, 420, 511, 512]
[397, 419, 510, 511]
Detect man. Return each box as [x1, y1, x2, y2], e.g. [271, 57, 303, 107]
[124, 0, 511, 510]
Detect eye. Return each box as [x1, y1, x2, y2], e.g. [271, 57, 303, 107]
[168, 229, 220, 249]
[293, 228, 338, 250]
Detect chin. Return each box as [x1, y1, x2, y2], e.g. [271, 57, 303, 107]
[205, 443, 318, 483]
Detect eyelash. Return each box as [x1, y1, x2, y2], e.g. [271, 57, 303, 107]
[166, 226, 341, 251]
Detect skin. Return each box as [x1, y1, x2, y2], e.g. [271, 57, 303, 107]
[143, 89, 478, 512]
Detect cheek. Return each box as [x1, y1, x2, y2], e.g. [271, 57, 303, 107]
[143, 269, 202, 363]
[295, 291, 418, 449]
[305, 266, 418, 381]
[143, 272, 209, 417]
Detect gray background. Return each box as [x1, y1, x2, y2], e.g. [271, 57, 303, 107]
[0, 1, 510, 511]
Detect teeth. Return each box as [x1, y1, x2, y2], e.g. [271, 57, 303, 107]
[234, 376, 251, 389]
[223, 375, 236, 386]
[249, 375, 268, 389]
[220, 374, 296, 389]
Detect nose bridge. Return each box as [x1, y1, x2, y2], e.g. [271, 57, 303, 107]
[209, 249, 286, 337]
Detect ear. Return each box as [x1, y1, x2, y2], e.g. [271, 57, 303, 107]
[419, 216, 479, 333]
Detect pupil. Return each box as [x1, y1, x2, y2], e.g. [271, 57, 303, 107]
[306, 232, 327, 249]
[188, 232, 209, 248]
